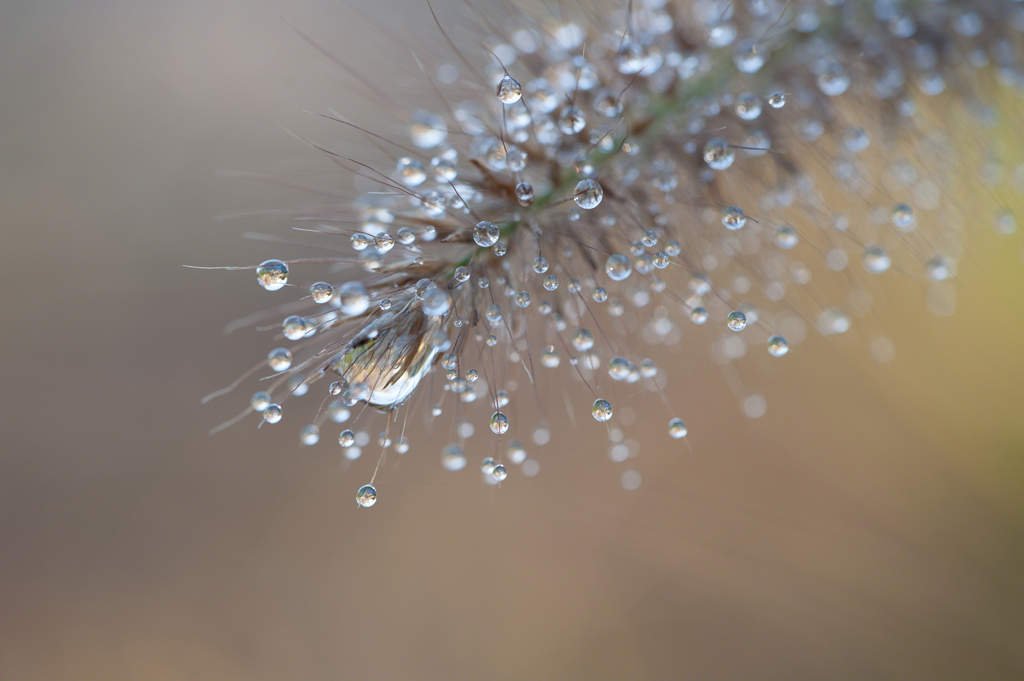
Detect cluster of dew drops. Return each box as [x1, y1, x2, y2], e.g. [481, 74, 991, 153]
[226, 0, 1024, 508]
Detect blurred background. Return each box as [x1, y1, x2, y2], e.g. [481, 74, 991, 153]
[2, 1, 1023, 679]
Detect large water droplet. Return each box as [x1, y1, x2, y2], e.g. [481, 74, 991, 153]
[257, 260, 288, 291]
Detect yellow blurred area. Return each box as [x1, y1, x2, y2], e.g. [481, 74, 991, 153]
[1, 1, 1022, 679]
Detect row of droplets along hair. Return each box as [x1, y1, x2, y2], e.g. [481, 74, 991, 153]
[201, 0, 1024, 508]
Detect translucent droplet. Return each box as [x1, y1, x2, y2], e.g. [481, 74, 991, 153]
[474, 221, 500, 248]
[481, 457, 496, 474]
[863, 245, 891, 273]
[573, 179, 603, 209]
[541, 345, 560, 368]
[337, 281, 370, 315]
[721, 206, 746, 230]
[421, 284, 451, 317]
[267, 347, 293, 372]
[608, 357, 630, 380]
[767, 91, 785, 108]
[338, 429, 355, 447]
[531, 256, 549, 274]
[350, 233, 373, 251]
[774, 225, 798, 249]
[492, 464, 507, 481]
[557, 105, 586, 134]
[410, 109, 447, 149]
[735, 92, 762, 120]
[668, 418, 687, 439]
[767, 335, 789, 357]
[571, 329, 594, 352]
[496, 75, 523, 104]
[490, 412, 509, 435]
[256, 260, 288, 291]
[727, 310, 747, 331]
[356, 484, 377, 507]
[703, 138, 735, 170]
[374, 233, 395, 252]
[592, 399, 613, 422]
[891, 204, 915, 231]
[251, 391, 271, 412]
[442, 444, 466, 471]
[516, 182, 534, 206]
[605, 254, 632, 281]
[514, 291, 531, 307]
[733, 40, 767, 73]
[592, 287, 607, 302]
[690, 307, 708, 324]
[310, 281, 333, 304]
[817, 61, 850, 96]
[397, 157, 426, 187]
[263, 403, 282, 424]
[300, 424, 320, 445]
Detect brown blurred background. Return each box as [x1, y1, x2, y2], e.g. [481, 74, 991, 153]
[2, 1, 1024, 679]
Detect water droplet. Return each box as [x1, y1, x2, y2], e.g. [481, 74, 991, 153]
[721, 206, 746, 230]
[863, 245, 891, 273]
[609, 357, 630, 380]
[605, 254, 632, 281]
[490, 411, 509, 435]
[310, 282, 333, 304]
[733, 40, 767, 73]
[703, 138, 735, 170]
[251, 391, 271, 412]
[396, 157, 426, 187]
[571, 329, 594, 352]
[267, 347, 293, 372]
[374, 233, 395, 252]
[442, 444, 466, 471]
[421, 284, 451, 316]
[891, 204, 915, 231]
[496, 75, 523, 104]
[356, 484, 377, 507]
[350, 233, 373, 251]
[668, 418, 687, 439]
[474, 221, 500, 248]
[817, 61, 850, 96]
[338, 430, 355, 447]
[767, 335, 789, 357]
[541, 345, 560, 368]
[592, 399, 613, 422]
[573, 179, 603, 209]
[774, 225, 798, 249]
[690, 307, 708, 324]
[410, 109, 447, 149]
[767, 91, 785, 108]
[300, 424, 320, 445]
[263, 404, 282, 424]
[256, 260, 288, 291]
[557, 105, 586, 134]
[492, 464, 507, 481]
[735, 92, 762, 120]
[727, 310, 747, 331]
[516, 182, 534, 206]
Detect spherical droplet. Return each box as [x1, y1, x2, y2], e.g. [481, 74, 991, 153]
[571, 328, 594, 352]
[337, 281, 370, 315]
[774, 225, 798, 249]
[263, 403, 282, 424]
[863, 245, 891, 273]
[733, 40, 768, 73]
[441, 444, 466, 471]
[490, 411, 509, 435]
[256, 260, 288, 291]
[592, 399, 613, 422]
[767, 91, 786, 108]
[250, 391, 271, 412]
[573, 179, 603, 209]
[267, 347, 293, 372]
[516, 181, 534, 206]
[668, 418, 687, 439]
[474, 221, 500, 248]
[356, 484, 377, 507]
[721, 206, 746, 230]
[492, 464, 507, 481]
[300, 424, 320, 445]
[727, 310, 747, 331]
[339, 430, 355, 447]
[703, 138, 735, 170]
[605, 253, 632, 281]
[767, 335, 789, 357]
[396, 157, 426, 187]
[690, 307, 708, 324]
[496, 75, 523, 104]
[891, 204, 915, 231]
[310, 281, 333, 304]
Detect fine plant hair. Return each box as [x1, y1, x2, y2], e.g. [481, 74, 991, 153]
[196, 0, 1024, 507]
